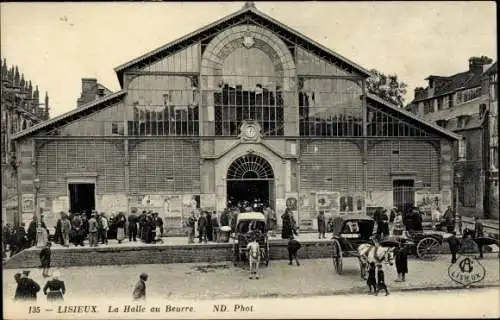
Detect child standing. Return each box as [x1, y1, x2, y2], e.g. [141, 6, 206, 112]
[366, 262, 377, 294]
[40, 242, 52, 278]
[375, 264, 389, 296]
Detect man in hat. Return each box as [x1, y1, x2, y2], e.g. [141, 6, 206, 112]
[14, 270, 40, 301]
[88, 211, 99, 247]
[43, 270, 66, 301]
[39, 242, 52, 277]
[133, 273, 148, 300]
[128, 210, 138, 242]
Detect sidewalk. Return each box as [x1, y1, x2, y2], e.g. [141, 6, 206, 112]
[3, 255, 499, 301]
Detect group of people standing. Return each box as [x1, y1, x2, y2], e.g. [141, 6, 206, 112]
[13, 269, 66, 302]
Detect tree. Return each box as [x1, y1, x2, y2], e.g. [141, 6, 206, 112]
[366, 69, 408, 108]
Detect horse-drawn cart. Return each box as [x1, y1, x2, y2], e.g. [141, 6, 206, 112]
[331, 216, 377, 277]
[232, 212, 270, 267]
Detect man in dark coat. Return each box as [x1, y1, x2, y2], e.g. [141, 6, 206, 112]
[317, 211, 326, 239]
[206, 212, 213, 242]
[43, 270, 66, 301]
[54, 215, 62, 245]
[133, 273, 148, 300]
[11, 223, 28, 255]
[281, 209, 294, 240]
[71, 214, 84, 247]
[443, 206, 455, 233]
[14, 270, 40, 301]
[40, 242, 52, 277]
[198, 211, 208, 243]
[447, 231, 461, 263]
[128, 211, 138, 242]
[394, 243, 408, 281]
[220, 209, 230, 227]
[287, 237, 301, 266]
[474, 216, 485, 259]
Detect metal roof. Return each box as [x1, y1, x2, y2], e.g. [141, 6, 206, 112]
[11, 90, 127, 140]
[113, 4, 372, 85]
[367, 93, 462, 141]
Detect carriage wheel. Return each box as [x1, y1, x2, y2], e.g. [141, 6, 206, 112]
[332, 239, 343, 274]
[417, 237, 440, 260]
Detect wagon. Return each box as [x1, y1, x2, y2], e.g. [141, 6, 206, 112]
[232, 212, 270, 267]
[388, 207, 449, 260]
[330, 216, 375, 277]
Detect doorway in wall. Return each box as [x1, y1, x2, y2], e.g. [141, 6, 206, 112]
[68, 183, 96, 219]
[226, 154, 275, 210]
[393, 179, 415, 212]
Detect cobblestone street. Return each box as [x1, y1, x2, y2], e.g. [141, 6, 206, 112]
[3, 255, 499, 301]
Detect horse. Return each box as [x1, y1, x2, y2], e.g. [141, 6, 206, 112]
[246, 240, 261, 280]
[357, 243, 395, 279]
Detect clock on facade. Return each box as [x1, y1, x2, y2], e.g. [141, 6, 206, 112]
[245, 125, 258, 138]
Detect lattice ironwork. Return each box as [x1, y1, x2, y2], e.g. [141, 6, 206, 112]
[227, 154, 274, 180]
[299, 77, 363, 137]
[367, 105, 433, 137]
[127, 75, 199, 136]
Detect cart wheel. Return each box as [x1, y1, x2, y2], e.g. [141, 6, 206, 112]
[332, 239, 343, 274]
[417, 237, 440, 260]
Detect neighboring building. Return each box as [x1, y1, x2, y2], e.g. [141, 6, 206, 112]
[406, 56, 498, 219]
[1, 58, 50, 225]
[11, 3, 459, 231]
[76, 78, 113, 107]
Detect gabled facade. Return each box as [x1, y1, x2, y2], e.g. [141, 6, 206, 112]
[406, 57, 498, 219]
[12, 3, 459, 230]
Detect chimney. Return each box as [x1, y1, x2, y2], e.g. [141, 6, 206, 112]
[414, 87, 427, 100]
[469, 56, 493, 75]
[77, 78, 98, 107]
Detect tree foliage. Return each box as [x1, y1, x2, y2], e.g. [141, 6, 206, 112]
[366, 69, 408, 108]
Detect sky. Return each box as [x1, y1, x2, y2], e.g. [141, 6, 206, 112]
[1, 1, 497, 117]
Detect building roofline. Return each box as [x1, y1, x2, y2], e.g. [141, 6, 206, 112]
[11, 90, 127, 141]
[366, 93, 461, 140]
[113, 5, 372, 84]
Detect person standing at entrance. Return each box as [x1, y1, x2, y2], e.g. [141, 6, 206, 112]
[317, 211, 326, 239]
[198, 211, 208, 243]
[206, 212, 213, 242]
[98, 212, 109, 244]
[61, 213, 71, 247]
[88, 212, 99, 247]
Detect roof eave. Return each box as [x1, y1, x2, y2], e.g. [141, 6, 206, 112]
[11, 90, 127, 141]
[366, 93, 461, 141]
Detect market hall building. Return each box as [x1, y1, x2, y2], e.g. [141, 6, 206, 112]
[11, 3, 460, 231]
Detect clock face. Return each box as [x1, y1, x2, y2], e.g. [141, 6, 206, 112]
[245, 126, 258, 138]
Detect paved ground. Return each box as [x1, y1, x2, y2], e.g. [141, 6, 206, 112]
[3, 254, 499, 302]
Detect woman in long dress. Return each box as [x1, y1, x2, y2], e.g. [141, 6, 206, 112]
[116, 212, 126, 243]
[281, 209, 294, 240]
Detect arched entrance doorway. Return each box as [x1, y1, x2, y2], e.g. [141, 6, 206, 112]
[226, 154, 274, 208]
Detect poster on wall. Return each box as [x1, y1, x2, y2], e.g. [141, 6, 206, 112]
[316, 191, 339, 211]
[22, 194, 34, 213]
[200, 194, 216, 211]
[98, 194, 128, 215]
[441, 190, 452, 208]
[163, 195, 182, 217]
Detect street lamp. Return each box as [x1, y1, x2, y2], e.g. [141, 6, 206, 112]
[33, 177, 46, 247]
